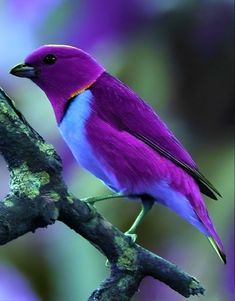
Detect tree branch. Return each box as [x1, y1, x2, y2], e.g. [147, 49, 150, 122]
[0, 87, 205, 300]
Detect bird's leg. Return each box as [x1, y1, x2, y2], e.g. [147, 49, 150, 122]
[81, 193, 129, 205]
[125, 198, 154, 243]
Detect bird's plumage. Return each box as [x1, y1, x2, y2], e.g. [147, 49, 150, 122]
[89, 73, 221, 200]
[10, 44, 226, 263]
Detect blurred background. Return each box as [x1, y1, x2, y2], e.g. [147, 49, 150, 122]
[0, 0, 234, 300]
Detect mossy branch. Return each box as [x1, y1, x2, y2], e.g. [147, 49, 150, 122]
[0, 87, 205, 300]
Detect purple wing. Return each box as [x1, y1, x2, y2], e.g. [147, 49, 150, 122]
[91, 72, 221, 200]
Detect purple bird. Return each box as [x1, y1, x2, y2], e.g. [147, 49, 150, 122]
[10, 45, 226, 263]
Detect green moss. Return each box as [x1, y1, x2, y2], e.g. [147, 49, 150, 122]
[36, 141, 55, 156]
[4, 198, 14, 207]
[67, 195, 74, 204]
[115, 236, 137, 269]
[0, 102, 8, 114]
[115, 236, 129, 249]
[47, 191, 60, 201]
[117, 247, 136, 269]
[10, 163, 50, 199]
[117, 274, 133, 290]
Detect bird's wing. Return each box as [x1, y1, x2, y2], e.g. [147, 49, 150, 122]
[131, 133, 221, 199]
[91, 72, 221, 200]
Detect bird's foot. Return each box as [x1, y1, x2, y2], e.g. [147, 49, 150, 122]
[81, 193, 127, 206]
[124, 232, 137, 244]
[81, 197, 97, 205]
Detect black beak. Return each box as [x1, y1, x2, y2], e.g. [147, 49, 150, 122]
[10, 63, 37, 78]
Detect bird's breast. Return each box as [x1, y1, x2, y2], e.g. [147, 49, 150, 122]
[58, 90, 109, 182]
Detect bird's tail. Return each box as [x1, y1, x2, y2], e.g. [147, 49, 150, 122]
[200, 213, 227, 264]
[207, 236, 226, 264]
[193, 200, 226, 263]
[189, 191, 227, 264]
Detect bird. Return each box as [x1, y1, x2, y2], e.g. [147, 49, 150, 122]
[10, 44, 226, 263]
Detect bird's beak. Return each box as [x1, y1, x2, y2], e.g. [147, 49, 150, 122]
[10, 63, 37, 79]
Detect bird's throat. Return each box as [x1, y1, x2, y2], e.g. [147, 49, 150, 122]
[70, 79, 97, 99]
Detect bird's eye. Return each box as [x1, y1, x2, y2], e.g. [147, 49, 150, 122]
[43, 54, 57, 65]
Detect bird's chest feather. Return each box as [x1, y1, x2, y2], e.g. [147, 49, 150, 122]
[59, 90, 106, 179]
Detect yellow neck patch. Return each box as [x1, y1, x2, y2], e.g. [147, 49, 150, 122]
[70, 80, 96, 99]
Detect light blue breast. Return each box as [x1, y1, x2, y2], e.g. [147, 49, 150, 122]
[59, 90, 110, 185]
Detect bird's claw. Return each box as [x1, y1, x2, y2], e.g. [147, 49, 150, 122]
[81, 197, 96, 205]
[124, 232, 137, 244]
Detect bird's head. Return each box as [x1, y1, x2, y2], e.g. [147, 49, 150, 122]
[10, 45, 105, 122]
